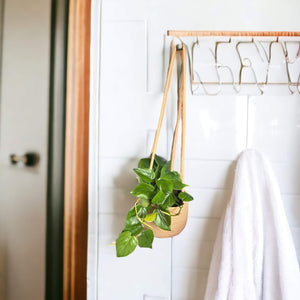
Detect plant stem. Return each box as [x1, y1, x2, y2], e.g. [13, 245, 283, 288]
[135, 199, 154, 229]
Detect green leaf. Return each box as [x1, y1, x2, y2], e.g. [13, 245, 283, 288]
[125, 206, 140, 226]
[160, 161, 171, 178]
[173, 181, 188, 190]
[154, 165, 162, 178]
[160, 169, 188, 190]
[154, 155, 167, 166]
[151, 190, 165, 205]
[133, 168, 155, 183]
[137, 205, 148, 218]
[123, 222, 143, 235]
[144, 212, 157, 222]
[178, 191, 194, 202]
[138, 158, 151, 169]
[125, 205, 147, 226]
[130, 183, 155, 199]
[116, 231, 138, 257]
[161, 193, 176, 210]
[154, 209, 171, 231]
[140, 198, 150, 208]
[161, 169, 181, 181]
[137, 177, 147, 184]
[156, 178, 173, 194]
[138, 229, 154, 248]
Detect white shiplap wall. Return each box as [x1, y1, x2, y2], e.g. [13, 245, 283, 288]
[88, 1, 300, 299]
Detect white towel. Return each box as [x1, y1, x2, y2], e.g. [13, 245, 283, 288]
[204, 149, 300, 300]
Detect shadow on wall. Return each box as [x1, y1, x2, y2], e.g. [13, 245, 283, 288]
[111, 157, 140, 237]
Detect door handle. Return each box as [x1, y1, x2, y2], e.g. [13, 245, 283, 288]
[10, 152, 40, 167]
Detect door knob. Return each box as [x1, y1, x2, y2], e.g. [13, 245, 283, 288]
[10, 152, 40, 167]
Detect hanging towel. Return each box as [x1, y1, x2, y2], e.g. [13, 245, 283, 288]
[204, 149, 300, 300]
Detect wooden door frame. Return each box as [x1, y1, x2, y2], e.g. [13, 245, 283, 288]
[63, 0, 91, 299]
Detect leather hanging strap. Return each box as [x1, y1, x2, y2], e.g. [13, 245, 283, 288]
[150, 42, 187, 185]
[170, 45, 186, 183]
[150, 43, 177, 170]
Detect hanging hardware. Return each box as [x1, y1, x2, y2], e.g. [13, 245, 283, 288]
[215, 38, 241, 94]
[191, 39, 222, 95]
[236, 38, 264, 95]
[167, 30, 300, 37]
[168, 31, 300, 95]
[283, 41, 300, 64]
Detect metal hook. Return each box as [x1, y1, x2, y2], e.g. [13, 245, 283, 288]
[172, 36, 184, 50]
[171, 38, 193, 94]
[281, 41, 300, 94]
[283, 41, 300, 64]
[175, 35, 300, 96]
[190, 40, 199, 94]
[191, 39, 222, 95]
[215, 37, 241, 94]
[236, 39, 264, 95]
[269, 39, 295, 94]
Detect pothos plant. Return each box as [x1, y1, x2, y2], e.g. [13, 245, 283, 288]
[116, 154, 193, 257]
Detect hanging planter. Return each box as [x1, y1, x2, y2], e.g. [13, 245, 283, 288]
[116, 43, 193, 257]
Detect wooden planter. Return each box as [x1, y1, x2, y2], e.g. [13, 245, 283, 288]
[151, 203, 189, 238]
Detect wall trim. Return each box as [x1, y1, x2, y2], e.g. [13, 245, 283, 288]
[87, 0, 102, 298]
[63, 0, 91, 299]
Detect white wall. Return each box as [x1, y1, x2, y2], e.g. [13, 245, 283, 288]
[88, 1, 300, 299]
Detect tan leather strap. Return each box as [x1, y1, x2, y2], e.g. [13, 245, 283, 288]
[170, 45, 186, 182]
[180, 45, 187, 181]
[150, 43, 187, 184]
[150, 43, 177, 170]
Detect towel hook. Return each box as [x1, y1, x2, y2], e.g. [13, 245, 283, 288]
[236, 39, 264, 95]
[267, 39, 295, 94]
[191, 39, 222, 95]
[283, 41, 300, 64]
[215, 38, 241, 94]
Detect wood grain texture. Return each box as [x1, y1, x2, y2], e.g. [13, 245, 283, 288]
[167, 30, 300, 37]
[63, 0, 91, 299]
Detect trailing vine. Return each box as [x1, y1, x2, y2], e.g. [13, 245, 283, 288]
[116, 154, 193, 257]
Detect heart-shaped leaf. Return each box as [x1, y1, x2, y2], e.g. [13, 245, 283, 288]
[160, 161, 171, 177]
[116, 231, 138, 257]
[133, 168, 155, 183]
[123, 222, 144, 235]
[161, 193, 176, 210]
[138, 158, 151, 169]
[140, 198, 150, 208]
[154, 209, 171, 231]
[156, 179, 173, 194]
[151, 190, 165, 205]
[125, 207, 140, 226]
[160, 169, 188, 190]
[138, 229, 154, 248]
[178, 191, 194, 202]
[137, 205, 148, 218]
[130, 183, 155, 199]
[161, 169, 180, 181]
[144, 212, 157, 222]
[154, 155, 167, 166]
[125, 205, 147, 226]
